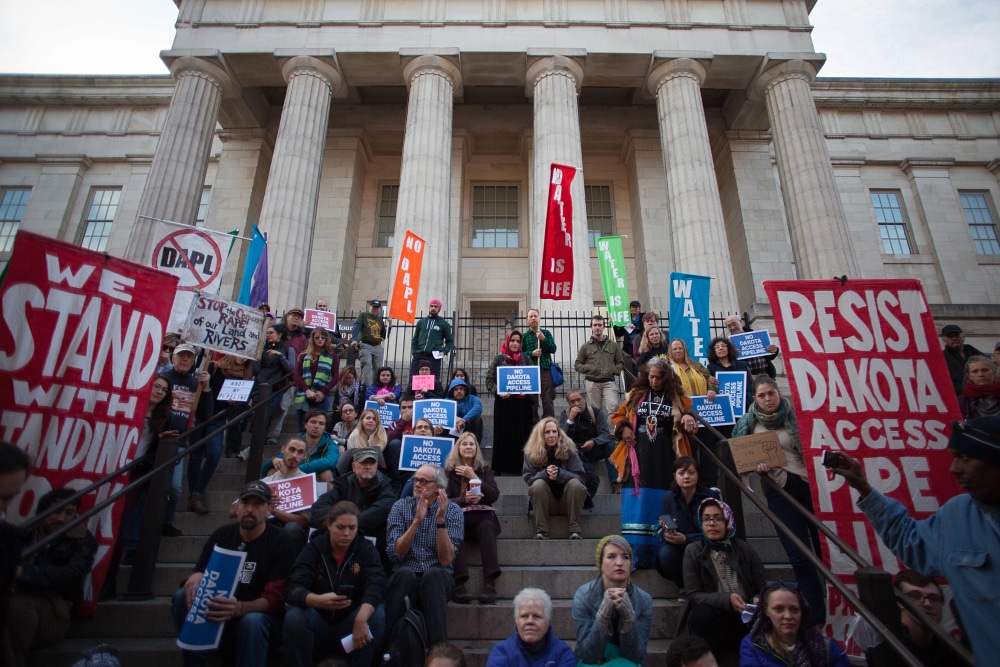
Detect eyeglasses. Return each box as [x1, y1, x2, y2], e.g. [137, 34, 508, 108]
[765, 579, 799, 590]
[903, 591, 944, 606]
[412, 477, 435, 486]
[162, 344, 176, 353]
[701, 515, 726, 525]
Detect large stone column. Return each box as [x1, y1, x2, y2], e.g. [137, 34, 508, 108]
[390, 51, 462, 313]
[751, 56, 858, 279]
[260, 52, 343, 312]
[647, 53, 738, 314]
[126, 53, 234, 263]
[527, 51, 593, 313]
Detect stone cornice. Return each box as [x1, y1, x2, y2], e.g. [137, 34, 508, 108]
[812, 78, 1000, 111]
[0, 75, 174, 107]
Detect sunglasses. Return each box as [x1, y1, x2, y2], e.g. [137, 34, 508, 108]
[765, 579, 799, 590]
[162, 344, 176, 352]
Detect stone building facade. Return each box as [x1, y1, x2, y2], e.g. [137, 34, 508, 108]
[0, 0, 998, 348]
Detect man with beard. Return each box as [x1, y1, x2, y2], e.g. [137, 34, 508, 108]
[172, 481, 295, 667]
[410, 298, 453, 382]
[233, 438, 311, 553]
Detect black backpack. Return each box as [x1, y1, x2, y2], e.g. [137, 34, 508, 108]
[381, 607, 428, 667]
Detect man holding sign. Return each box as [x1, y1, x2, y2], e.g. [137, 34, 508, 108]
[173, 481, 295, 667]
[233, 438, 312, 553]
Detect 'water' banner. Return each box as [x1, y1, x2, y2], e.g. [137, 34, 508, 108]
[539, 163, 577, 301]
[668, 272, 711, 364]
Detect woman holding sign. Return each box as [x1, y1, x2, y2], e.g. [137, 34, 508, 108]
[487, 330, 536, 475]
[446, 432, 502, 604]
[706, 336, 752, 443]
[610, 358, 697, 567]
[669, 338, 721, 488]
[732, 376, 825, 624]
[294, 326, 339, 431]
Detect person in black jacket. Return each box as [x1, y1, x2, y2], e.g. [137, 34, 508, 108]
[285, 502, 387, 667]
[655, 457, 720, 587]
[6, 488, 98, 666]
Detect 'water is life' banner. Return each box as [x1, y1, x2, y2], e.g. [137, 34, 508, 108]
[596, 236, 630, 326]
[669, 272, 711, 364]
[389, 231, 426, 324]
[539, 163, 577, 301]
[0, 230, 178, 614]
[764, 278, 962, 649]
[177, 546, 247, 650]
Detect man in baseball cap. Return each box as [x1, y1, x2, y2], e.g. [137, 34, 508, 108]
[940, 324, 984, 396]
[352, 299, 387, 386]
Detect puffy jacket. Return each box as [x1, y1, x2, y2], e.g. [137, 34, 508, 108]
[286, 531, 386, 623]
[739, 633, 850, 667]
[486, 627, 576, 667]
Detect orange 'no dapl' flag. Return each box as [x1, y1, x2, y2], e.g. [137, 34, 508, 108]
[389, 231, 426, 324]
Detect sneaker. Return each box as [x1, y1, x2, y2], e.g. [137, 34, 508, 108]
[569, 531, 583, 540]
[238, 447, 250, 462]
[162, 523, 183, 537]
[534, 531, 549, 540]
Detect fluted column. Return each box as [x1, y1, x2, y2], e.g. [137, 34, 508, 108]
[752, 57, 858, 278]
[261, 53, 343, 311]
[647, 54, 738, 314]
[126, 54, 234, 262]
[391, 53, 461, 311]
[527, 52, 593, 313]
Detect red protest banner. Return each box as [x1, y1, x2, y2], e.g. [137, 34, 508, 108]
[539, 163, 576, 301]
[389, 231, 425, 324]
[266, 474, 318, 513]
[764, 278, 962, 646]
[0, 231, 178, 613]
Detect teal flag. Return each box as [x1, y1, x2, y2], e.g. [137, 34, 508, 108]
[237, 225, 265, 306]
[596, 236, 630, 326]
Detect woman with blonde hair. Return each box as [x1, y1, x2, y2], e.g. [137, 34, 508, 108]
[636, 325, 670, 367]
[336, 407, 389, 475]
[445, 432, 502, 604]
[522, 417, 588, 540]
[294, 325, 339, 431]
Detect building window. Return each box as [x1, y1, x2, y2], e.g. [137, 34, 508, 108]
[375, 183, 398, 248]
[0, 189, 30, 253]
[471, 185, 518, 248]
[196, 187, 211, 226]
[870, 191, 913, 255]
[585, 185, 614, 248]
[959, 192, 1000, 255]
[80, 188, 121, 252]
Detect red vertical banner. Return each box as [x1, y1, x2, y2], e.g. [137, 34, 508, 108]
[539, 162, 577, 301]
[0, 231, 179, 613]
[389, 230, 426, 324]
[764, 279, 962, 647]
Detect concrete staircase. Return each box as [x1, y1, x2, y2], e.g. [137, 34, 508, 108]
[32, 409, 793, 666]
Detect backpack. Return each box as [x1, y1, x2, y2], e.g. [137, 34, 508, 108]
[381, 607, 428, 667]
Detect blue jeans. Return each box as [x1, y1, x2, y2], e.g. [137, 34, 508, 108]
[765, 473, 826, 624]
[171, 588, 279, 667]
[283, 604, 386, 667]
[165, 453, 185, 525]
[655, 541, 685, 587]
[187, 422, 224, 497]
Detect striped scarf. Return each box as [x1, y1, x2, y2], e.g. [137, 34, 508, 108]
[295, 354, 334, 406]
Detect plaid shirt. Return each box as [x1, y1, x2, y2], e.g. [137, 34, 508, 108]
[745, 352, 777, 377]
[386, 496, 463, 573]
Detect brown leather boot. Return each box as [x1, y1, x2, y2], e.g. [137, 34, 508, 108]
[188, 494, 209, 515]
[478, 583, 498, 604]
[453, 583, 474, 604]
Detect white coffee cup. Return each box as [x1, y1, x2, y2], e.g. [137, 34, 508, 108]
[469, 478, 482, 495]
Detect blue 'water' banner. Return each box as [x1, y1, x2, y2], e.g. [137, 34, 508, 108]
[177, 546, 247, 650]
[729, 330, 772, 359]
[715, 371, 749, 418]
[496, 366, 541, 394]
[365, 400, 401, 426]
[669, 272, 711, 364]
[399, 434, 456, 471]
[689, 394, 735, 426]
[414, 399, 457, 429]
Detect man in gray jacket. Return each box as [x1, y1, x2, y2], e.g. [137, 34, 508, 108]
[575, 315, 623, 413]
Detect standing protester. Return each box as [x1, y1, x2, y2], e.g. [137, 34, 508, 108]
[958, 356, 1000, 420]
[523, 309, 558, 419]
[723, 315, 780, 379]
[352, 299, 387, 386]
[211, 353, 254, 459]
[253, 325, 295, 447]
[274, 307, 308, 435]
[940, 324, 985, 396]
[410, 298, 453, 382]
[575, 315, 624, 414]
[486, 330, 536, 475]
[613, 301, 645, 361]
[636, 325, 670, 368]
[294, 327, 339, 432]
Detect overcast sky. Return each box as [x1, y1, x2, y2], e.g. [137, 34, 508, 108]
[0, 0, 997, 79]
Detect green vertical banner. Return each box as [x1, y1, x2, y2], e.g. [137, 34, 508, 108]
[596, 235, 630, 326]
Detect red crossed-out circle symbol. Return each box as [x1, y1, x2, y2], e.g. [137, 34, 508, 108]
[153, 229, 223, 290]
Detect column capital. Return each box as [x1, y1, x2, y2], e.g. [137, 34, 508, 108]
[400, 49, 463, 98]
[645, 51, 713, 96]
[275, 50, 346, 97]
[161, 49, 239, 98]
[749, 53, 825, 101]
[525, 49, 585, 96]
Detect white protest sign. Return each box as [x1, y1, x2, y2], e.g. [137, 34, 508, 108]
[217, 379, 255, 402]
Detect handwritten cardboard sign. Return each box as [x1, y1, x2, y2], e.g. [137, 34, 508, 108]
[217, 379, 254, 402]
[182, 293, 267, 360]
[265, 474, 318, 513]
[496, 366, 541, 394]
[414, 399, 457, 429]
[304, 309, 336, 331]
[727, 431, 787, 474]
[399, 435, 455, 471]
[730, 330, 772, 359]
[411, 374, 436, 391]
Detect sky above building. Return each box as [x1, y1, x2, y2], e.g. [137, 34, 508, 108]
[0, 0, 997, 79]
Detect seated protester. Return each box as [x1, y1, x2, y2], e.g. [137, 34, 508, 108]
[446, 378, 484, 444]
[329, 366, 365, 431]
[679, 499, 765, 657]
[572, 536, 653, 667]
[310, 448, 396, 569]
[263, 409, 339, 486]
[740, 581, 849, 667]
[427, 643, 468, 667]
[365, 366, 402, 405]
[450, 368, 479, 396]
[284, 502, 387, 667]
[384, 395, 422, 490]
[560, 389, 617, 487]
[384, 464, 463, 649]
[335, 409, 389, 476]
[332, 403, 358, 449]
[486, 587, 575, 667]
[172, 481, 296, 667]
[522, 418, 588, 540]
[411, 360, 445, 400]
[656, 457, 721, 588]
[665, 635, 718, 667]
[233, 438, 311, 553]
[396, 418, 446, 500]
[6, 488, 98, 665]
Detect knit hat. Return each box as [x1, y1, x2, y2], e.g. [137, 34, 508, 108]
[429, 299, 442, 308]
[949, 417, 1000, 467]
[594, 535, 632, 569]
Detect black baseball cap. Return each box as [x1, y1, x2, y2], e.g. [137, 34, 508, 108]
[941, 325, 963, 336]
[370, 300, 382, 307]
[239, 480, 272, 503]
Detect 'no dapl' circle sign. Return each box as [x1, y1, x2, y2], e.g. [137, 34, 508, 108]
[153, 229, 223, 290]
